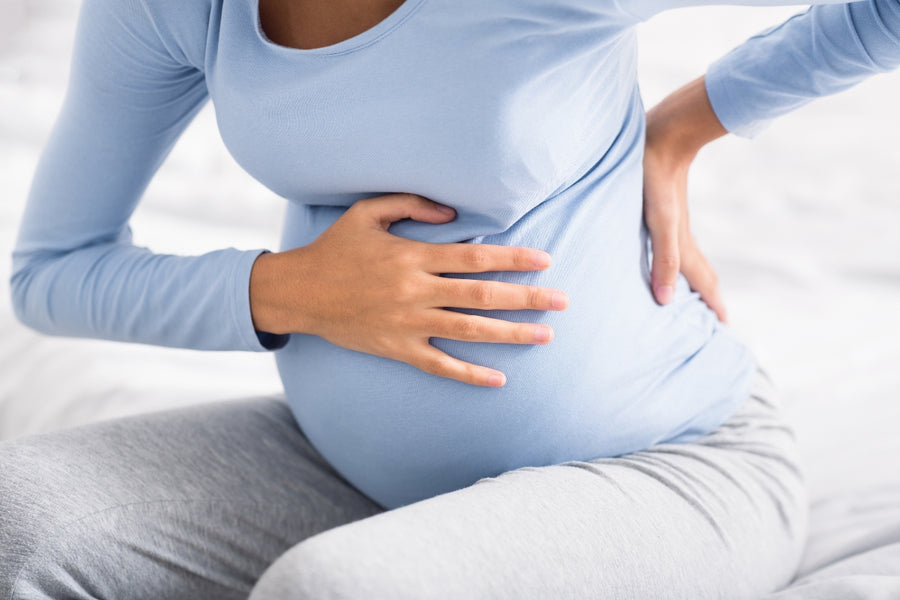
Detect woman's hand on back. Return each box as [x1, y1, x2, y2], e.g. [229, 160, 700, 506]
[249, 193, 569, 387]
[643, 76, 730, 323]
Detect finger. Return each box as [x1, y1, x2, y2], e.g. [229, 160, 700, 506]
[353, 194, 456, 230]
[426, 312, 554, 345]
[681, 245, 728, 323]
[701, 285, 728, 325]
[433, 278, 569, 311]
[646, 207, 681, 306]
[423, 243, 552, 274]
[406, 342, 506, 387]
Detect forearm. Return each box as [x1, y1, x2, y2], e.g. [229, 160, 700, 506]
[648, 0, 900, 147]
[11, 240, 277, 352]
[706, 0, 900, 137]
[618, 0, 849, 23]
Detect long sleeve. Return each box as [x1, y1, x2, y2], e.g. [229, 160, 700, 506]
[615, 0, 849, 22]
[10, 0, 287, 351]
[705, 0, 900, 136]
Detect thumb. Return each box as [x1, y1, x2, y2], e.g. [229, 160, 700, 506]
[353, 194, 456, 231]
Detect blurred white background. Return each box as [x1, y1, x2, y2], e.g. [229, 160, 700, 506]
[1, 1, 898, 506]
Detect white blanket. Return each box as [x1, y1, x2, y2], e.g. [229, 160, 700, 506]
[1, 2, 898, 596]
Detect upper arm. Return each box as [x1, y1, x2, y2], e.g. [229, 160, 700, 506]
[7, 0, 280, 352]
[13, 0, 209, 269]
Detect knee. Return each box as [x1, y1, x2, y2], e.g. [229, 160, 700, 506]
[250, 525, 424, 600]
[0, 439, 80, 597]
[0, 434, 136, 599]
[250, 536, 376, 600]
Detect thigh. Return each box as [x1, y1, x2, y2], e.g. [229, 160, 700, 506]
[0, 396, 383, 600]
[250, 368, 809, 600]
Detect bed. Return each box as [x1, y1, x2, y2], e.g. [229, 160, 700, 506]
[1, 2, 898, 597]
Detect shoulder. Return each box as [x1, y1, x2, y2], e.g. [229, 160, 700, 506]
[140, 0, 218, 69]
[78, 0, 217, 71]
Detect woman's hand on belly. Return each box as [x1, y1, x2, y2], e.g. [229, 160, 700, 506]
[249, 193, 570, 387]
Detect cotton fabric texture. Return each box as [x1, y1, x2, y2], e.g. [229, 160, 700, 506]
[0, 368, 808, 599]
[7, 0, 899, 509]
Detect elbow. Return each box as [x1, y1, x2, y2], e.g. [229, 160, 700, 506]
[882, 0, 900, 70]
[10, 261, 36, 331]
[852, 0, 900, 72]
[9, 253, 52, 335]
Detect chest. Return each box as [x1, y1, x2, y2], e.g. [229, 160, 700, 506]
[209, 0, 637, 220]
[257, 0, 407, 50]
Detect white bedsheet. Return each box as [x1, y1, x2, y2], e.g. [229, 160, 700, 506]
[1, 2, 898, 596]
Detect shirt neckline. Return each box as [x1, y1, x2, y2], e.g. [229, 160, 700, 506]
[252, 0, 427, 57]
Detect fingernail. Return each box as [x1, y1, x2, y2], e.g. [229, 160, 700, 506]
[533, 251, 551, 268]
[487, 373, 506, 387]
[533, 326, 552, 343]
[435, 204, 456, 216]
[551, 292, 568, 310]
[655, 285, 674, 304]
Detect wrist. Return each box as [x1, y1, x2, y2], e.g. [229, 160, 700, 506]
[645, 75, 728, 168]
[249, 250, 292, 336]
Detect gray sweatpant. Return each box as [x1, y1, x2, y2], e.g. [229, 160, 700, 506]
[0, 367, 808, 599]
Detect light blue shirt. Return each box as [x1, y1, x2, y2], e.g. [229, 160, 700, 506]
[11, 0, 899, 508]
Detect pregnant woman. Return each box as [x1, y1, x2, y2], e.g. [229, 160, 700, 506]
[3, 0, 898, 598]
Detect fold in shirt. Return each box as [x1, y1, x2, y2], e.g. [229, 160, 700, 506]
[10, 0, 899, 508]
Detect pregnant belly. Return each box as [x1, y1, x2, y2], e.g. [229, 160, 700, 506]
[274, 183, 755, 509]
